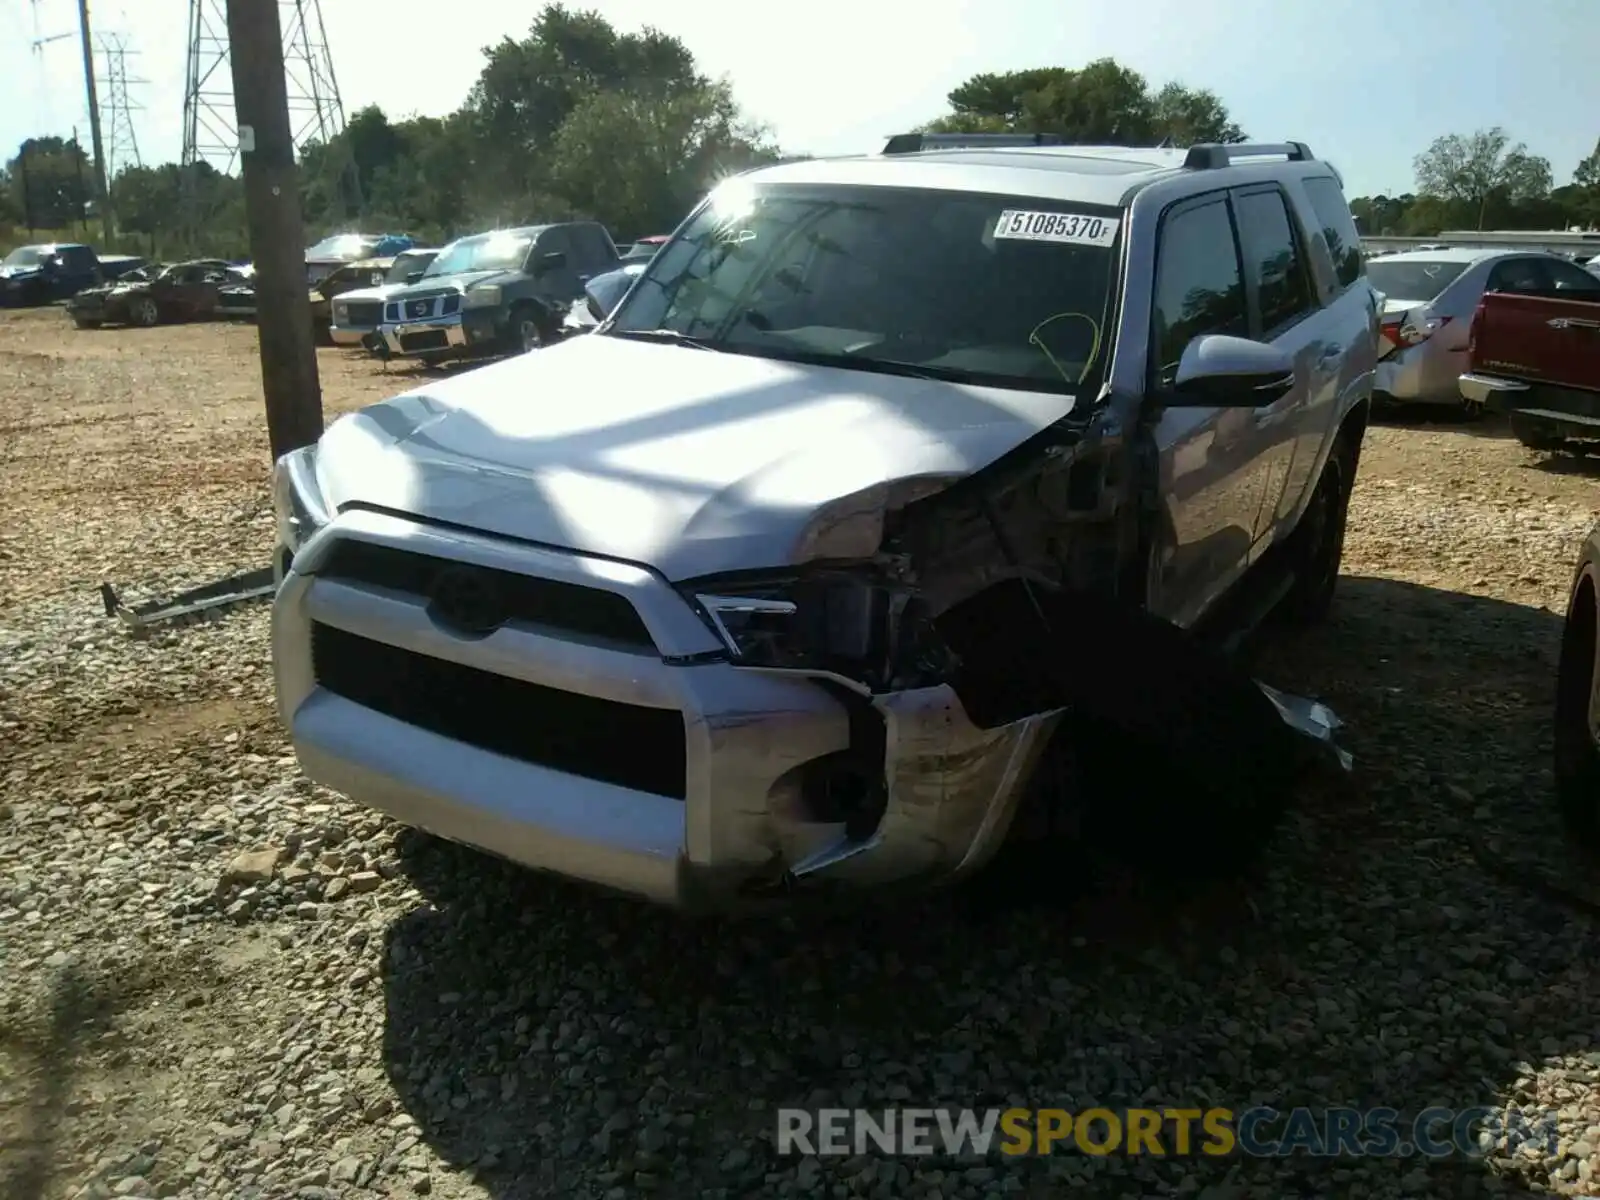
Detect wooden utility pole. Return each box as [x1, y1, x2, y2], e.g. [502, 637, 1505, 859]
[76, 0, 113, 244]
[226, 0, 323, 460]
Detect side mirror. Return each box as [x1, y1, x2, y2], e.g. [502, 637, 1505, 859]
[535, 251, 567, 275]
[1167, 334, 1296, 407]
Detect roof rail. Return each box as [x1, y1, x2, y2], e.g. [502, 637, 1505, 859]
[881, 131, 1067, 155]
[1183, 141, 1316, 170]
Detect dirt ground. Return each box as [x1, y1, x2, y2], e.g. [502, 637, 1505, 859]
[3, 304, 1600, 1200]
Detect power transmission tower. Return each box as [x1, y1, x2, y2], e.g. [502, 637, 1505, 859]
[182, 0, 350, 172]
[97, 33, 144, 180]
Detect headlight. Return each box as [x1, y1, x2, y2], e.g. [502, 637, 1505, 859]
[690, 573, 895, 679]
[462, 285, 501, 310]
[332, 302, 347, 321]
[270, 445, 332, 558]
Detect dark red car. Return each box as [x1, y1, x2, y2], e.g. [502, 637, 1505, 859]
[66, 259, 240, 329]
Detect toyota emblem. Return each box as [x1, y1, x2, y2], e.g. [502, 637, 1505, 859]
[427, 566, 507, 637]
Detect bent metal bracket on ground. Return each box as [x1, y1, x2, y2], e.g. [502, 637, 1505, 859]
[99, 566, 278, 631]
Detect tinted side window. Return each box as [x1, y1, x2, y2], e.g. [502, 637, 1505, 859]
[1151, 198, 1247, 384]
[534, 228, 570, 269]
[1486, 258, 1546, 294]
[1233, 190, 1315, 335]
[1302, 177, 1364, 289]
[1542, 259, 1600, 293]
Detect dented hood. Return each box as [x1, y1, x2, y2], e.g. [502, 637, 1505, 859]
[313, 334, 1077, 581]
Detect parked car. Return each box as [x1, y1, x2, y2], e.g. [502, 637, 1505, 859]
[1457, 279, 1600, 452]
[305, 233, 414, 287]
[558, 261, 646, 337]
[619, 235, 670, 264]
[1366, 248, 1600, 413]
[1587, 254, 1600, 279]
[374, 222, 619, 362]
[214, 271, 259, 320]
[0, 242, 146, 306]
[270, 139, 1374, 910]
[310, 249, 438, 338]
[66, 259, 236, 328]
[328, 249, 440, 347]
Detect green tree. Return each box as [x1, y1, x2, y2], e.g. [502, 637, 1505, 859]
[546, 82, 775, 238]
[6, 137, 94, 231]
[1412, 127, 1552, 230]
[922, 60, 1245, 145]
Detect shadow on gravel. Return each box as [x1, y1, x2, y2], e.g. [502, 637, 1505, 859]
[1371, 405, 1514, 442]
[0, 964, 129, 1200]
[378, 574, 1593, 1199]
[1526, 451, 1600, 479]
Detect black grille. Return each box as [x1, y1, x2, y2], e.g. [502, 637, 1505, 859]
[311, 623, 687, 799]
[399, 329, 448, 352]
[344, 301, 382, 326]
[318, 540, 656, 649]
[384, 302, 400, 321]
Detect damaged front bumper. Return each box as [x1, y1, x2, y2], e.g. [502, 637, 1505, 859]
[271, 511, 1351, 911]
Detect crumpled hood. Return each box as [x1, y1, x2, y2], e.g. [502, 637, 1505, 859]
[313, 335, 1078, 581]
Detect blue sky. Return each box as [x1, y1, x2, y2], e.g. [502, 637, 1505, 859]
[4, 0, 1597, 200]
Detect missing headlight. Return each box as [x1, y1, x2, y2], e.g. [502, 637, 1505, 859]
[692, 574, 898, 684]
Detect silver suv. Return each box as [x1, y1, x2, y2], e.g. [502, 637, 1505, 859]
[271, 138, 1377, 909]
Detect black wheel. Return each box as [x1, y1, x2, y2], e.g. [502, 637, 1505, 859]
[510, 306, 546, 354]
[1278, 442, 1353, 626]
[130, 296, 160, 327]
[1555, 578, 1600, 853]
[1510, 413, 1571, 453]
[73, 317, 102, 330]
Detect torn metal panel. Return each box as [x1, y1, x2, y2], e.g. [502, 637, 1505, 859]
[1257, 682, 1353, 772]
[100, 566, 278, 630]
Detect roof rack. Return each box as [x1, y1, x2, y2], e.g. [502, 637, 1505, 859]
[1184, 142, 1315, 170]
[881, 132, 1067, 155]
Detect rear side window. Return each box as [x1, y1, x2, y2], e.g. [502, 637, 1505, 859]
[1233, 189, 1316, 334]
[1542, 259, 1600, 293]
[1150, 198, 1247, 384]
[1365, 258, 1470, 303]
[1485, 257, 1547, 294]
[1302, 177, 1364, 289]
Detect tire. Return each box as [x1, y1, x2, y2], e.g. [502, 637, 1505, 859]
[1277, 440, 1354, 627]
[1555, 577, 1600, 853]
[73, 317, 102, 330]
[509, 305, 546, 354]
[1510, 412, 1582, 454]
[130, 296, 160, 327]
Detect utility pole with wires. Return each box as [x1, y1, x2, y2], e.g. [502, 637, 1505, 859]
[75, 0, 113, 243]
[226, 0, 323, 459]
[97, 32, 144, 181]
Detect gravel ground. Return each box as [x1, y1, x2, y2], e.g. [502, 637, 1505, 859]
[2, 304, 1599, 1200]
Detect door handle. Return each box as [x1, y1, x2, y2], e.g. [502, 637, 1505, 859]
[1316, 347, 1342, 369]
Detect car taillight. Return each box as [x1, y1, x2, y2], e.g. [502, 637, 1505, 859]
[1380, 310, 1451, 351]
[1467, 301, 1485, 356]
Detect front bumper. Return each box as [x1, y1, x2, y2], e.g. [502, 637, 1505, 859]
[378, 311, 502, 357]
[272, 509, 1060, 910]
[328, 322, 373, 346]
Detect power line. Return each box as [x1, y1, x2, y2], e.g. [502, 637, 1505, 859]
[97, 31, 143, 180]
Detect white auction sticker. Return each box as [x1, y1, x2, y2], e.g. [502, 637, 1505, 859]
[993, 210, 1120, 247]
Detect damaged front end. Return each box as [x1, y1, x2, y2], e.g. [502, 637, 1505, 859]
[680, 419, 1352, 900]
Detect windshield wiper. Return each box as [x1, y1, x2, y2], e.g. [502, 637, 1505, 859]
[605, 328, 721, 351]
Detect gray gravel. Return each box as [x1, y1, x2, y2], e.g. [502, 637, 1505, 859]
[4, 312, 1600, 1200]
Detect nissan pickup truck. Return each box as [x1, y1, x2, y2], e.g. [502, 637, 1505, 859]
[374, 222, 620, 362]
[271, 140, 1371, 911]
[1459, 281, 1600, 452]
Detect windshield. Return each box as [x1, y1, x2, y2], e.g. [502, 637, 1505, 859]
[1366, 259, 1471, 303]
[307, 234, 377, 260]
[606, 181, 1122, 394]
[3, 246, 46, 267]
[388, 251, 436, 284]
[424, 233, 533, 278]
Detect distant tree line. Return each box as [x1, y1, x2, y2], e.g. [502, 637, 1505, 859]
[2, 11, 1597, 257]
